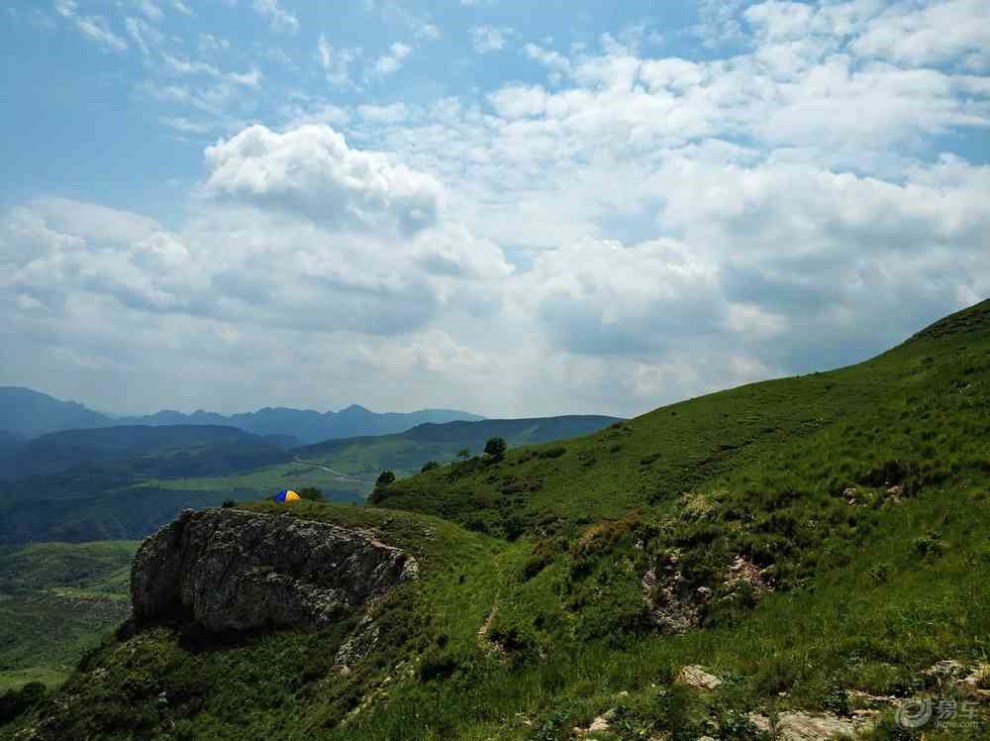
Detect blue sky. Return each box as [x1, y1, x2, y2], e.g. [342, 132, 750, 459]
[1, 0, 988, 417]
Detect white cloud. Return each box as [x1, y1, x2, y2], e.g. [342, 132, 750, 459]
[364, 0, 440, 41]
[469, 25, 513, 54]
[358, 102, 409, 123]
[75, 15, 128, 52]
[134, 0, 163, 23]
[198, 33, 230, 56]
[851, 0, 990, 70]
[125, 17, 163, 56]
[695, 0, 748, 48]
[252, 0, 298, 34]
[201, 124, 443, 236]
[371, 42, 412, 77]
[317, 35, 359, 86]
[523, 43, 572, 84]
[161, 53, 261, 88]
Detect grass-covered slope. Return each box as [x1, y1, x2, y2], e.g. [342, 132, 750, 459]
[377, 300, 990, 540]
[0, 542, 137, 692]
[6, 300, 990, 740]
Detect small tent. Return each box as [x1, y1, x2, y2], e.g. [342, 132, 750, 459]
[274, 489, 301, 503]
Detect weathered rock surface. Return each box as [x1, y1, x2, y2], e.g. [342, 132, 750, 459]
[749, 710, 877, 740]
[132, 508, 418, 632]
[676, 665, 723, 690]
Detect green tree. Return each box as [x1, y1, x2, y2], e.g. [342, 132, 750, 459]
[298, 487, 324, 502]
[484, 437, 507, 462]
[420, 461, 441, 473]
[456, 449, 471, 460]
[369, 469, 397, 506]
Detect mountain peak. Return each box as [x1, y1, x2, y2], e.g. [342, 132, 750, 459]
[338, 404, 373, 415]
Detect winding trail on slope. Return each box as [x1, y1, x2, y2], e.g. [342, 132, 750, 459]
[291, 456, 376, 484]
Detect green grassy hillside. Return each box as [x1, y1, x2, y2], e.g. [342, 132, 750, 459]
[0, 542, 137, 692]
[5, 300, 989, 739]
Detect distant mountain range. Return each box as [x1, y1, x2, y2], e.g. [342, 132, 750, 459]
[0, 386, 484, 444]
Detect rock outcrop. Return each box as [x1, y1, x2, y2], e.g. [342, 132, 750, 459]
[132, 508, 418, 632]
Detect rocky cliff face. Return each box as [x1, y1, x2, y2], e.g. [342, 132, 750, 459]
[131, 508, 418, 632]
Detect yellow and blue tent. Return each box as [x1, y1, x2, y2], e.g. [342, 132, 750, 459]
[274, 489, 301, 503]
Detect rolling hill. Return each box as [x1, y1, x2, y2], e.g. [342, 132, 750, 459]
[0, 416, 619, 545]
[7, 299, 988, 739]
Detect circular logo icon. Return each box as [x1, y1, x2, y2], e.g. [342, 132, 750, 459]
[896, 699, 933, 729]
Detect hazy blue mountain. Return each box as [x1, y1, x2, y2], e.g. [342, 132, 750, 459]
[0, 386, 484, 444]
[121, 404, 486, 444]
[0, 387, 112, 438]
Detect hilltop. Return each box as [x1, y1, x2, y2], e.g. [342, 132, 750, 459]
[4, 299, 989, 740]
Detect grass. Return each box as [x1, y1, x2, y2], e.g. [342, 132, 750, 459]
[0, 542, 137, 692]
[5, 299, 990, 739]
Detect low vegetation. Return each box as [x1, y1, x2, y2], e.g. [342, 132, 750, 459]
[0, 542, 137, 693]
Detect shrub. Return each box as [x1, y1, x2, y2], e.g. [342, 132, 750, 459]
[420, 461, 441, 473]
[298, 487, 324, 502]
[370, 470, 397, 504]
[484, 437, 508, 462]
[0, 681, 47, 724]
[913, 531, 943, 559]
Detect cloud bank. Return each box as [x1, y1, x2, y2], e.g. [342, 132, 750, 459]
[2, 0, 988, 416]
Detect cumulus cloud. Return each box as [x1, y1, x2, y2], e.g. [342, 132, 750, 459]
[851, 0, 990, 70]
[201, 124, 443, 235]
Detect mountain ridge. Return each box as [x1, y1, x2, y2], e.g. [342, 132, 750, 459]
[0, 386, 484, 444]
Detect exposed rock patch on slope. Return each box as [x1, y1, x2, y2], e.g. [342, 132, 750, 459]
[132, 508, 418, 632]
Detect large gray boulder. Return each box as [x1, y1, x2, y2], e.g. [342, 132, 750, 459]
[131, 508, 418, 632]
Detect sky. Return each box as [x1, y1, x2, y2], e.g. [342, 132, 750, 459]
[1, 0, 988, 418]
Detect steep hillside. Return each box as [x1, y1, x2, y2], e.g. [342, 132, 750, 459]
[5, 300, 989, 740]
[376, 299, 990, 538]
